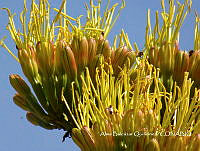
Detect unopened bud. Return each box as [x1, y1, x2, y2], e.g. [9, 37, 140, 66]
[13, 93, 30, 111]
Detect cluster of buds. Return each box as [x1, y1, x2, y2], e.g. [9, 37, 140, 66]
[9, 34, 136, 132]
[149, 42, 200, 88]
[3, 0, 136, 132]
[149, 42, 191, 86]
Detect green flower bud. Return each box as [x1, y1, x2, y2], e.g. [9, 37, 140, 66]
[159, 42, 177, 77]
[26, 112, 55, 130]
[9, 74, 32, 95]
[13, 93, 30, 111]
[18, 48, 38, 82]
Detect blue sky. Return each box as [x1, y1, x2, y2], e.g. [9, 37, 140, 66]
[0, 0, 199, 151]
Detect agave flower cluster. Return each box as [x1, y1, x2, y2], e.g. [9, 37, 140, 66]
[71, 60, 200, 151]
[1, 0, 200, 151]
[2, 0, 136, 132]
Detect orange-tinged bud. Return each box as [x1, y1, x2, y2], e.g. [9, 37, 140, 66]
[181, 52, 190, 72]
[97, 34, 104, 47]
[116, 46, 129, 67]
[72, 128, 90, 151]
[102, 40, 111, 60]
[111, 49, 115, 63]
[88, 55, 102, 79]
[79, 37, 89, 68]
[36, 41, 55, 76]
[189, 51, 199, 70]
[88, 38, 97, 61]
[112, 46, 132, 75]
[26, 112, 39, 126]
[62, 45, 77, 80]
[54, 41, 66, 74]
[127, 50, 136, 66]
[173, 51, 189, 84]
[9, 74, 32, 95]
[71, 36, 80, 63]
[81, 126, 96, 149]
[149, 47, 160, 68]
[189, 51, 200, 82]
[112, 47, 123, 65]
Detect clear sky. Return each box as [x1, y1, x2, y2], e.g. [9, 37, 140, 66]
[0, 0, 199, 151]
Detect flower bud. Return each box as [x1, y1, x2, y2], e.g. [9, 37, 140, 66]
[116, 46, 129, 67]
[102, 40, 112, 60]
[36, 41, 55, 76]
[79, 37, 89, 68]
[189, 50, 200, 82]
[54, 41, 66, 74]
[173, 51, 189, 85]
[62, 45, 77, 80]
[9, 74, 32, 95]
[18, 48, 38, 82]
[72, 128, 91, 151]
[159, 42, 175, 76]
[149, 47, 160, 68]
[26, 112, 55, 130]
[71, 36, 79, 62]
[88, 38, 97, 61]
[81, 126, 96, 149]
[13, 93, 30, 111]
[97, 34, 104, 49]
[127, 50, 136, 66]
